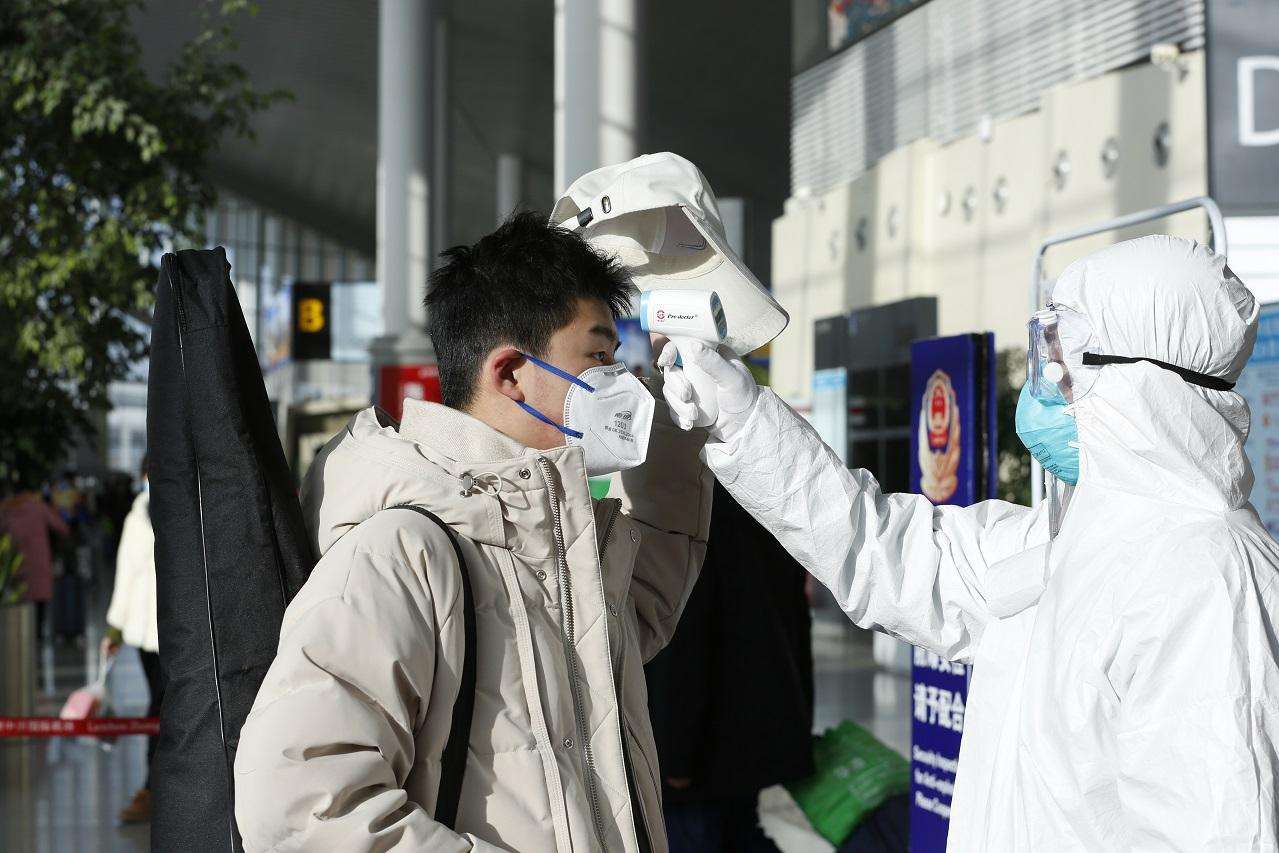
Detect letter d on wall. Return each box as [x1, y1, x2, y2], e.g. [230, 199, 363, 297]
[1239, 56, 1279, 147]
[1209, 0, 1279, 213]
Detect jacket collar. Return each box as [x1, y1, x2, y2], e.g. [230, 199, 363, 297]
[302, 402, 596, 557]
[398, 398, 528, 464]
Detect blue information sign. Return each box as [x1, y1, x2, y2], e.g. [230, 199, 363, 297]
[909, 648, 968, 843]
[1236, 304, 1279, 537]
[907, 333, 996, 851]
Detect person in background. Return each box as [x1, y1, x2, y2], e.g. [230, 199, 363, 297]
[98, 470, 139, 568]
[49, 471, 93, 644]
[0, 478, 70, 639]
[101, 455, 160, 824]
[49, 470, 81, 520]
[645, 481, 814, 853]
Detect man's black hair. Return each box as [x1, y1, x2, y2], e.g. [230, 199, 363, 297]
[425, 210, 634, 409]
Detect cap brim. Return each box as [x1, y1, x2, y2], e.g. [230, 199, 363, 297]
[630, 210, 788, 355]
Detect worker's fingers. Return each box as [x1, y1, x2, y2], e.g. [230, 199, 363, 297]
[660, 369, 700, 431]
[660, 364, 694, 404]
[666, 395, 700, 432]
[681, 339, 752, 392]
[673, 339, 733, 387]
[656, 341, 680, 372]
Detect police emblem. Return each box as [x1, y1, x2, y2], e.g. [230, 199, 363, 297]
[918, 369, 962, 503]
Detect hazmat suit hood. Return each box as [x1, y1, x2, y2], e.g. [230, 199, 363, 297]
[1049, 235, 1261, 511]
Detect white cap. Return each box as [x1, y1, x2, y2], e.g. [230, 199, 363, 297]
[552, 152, 789, 355]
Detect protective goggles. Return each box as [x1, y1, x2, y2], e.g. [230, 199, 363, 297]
[1028, 306, 1236, 404]
[1027, 307, 1101, 404]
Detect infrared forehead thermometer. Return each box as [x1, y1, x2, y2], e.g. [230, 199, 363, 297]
[639, 290, 728, 428]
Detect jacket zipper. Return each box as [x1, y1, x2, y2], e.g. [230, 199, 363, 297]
[598, 497, 654, 853]
[538, 457, 610, 851]
[599, 499, 622, 557]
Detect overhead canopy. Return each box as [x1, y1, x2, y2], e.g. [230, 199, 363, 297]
[132, 0, 554, 257]
[131, 1, 790, 267]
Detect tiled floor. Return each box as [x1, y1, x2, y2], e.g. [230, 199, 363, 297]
[1, 598, 153, 853]
[811, 609, 913, 757]
[0, 587, 908, 852]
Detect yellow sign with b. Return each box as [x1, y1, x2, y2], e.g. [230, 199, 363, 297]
[297, 297, 326, 333]
[290, 283, 332, 361]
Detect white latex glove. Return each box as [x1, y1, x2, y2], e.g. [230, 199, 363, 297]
[657, 339, 760, 442]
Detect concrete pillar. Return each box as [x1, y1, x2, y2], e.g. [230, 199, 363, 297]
[432, 16, 449, 267]
[373, 0, 435, 365]
[554, 0, 640, 194]
[496, 153, 524, 225]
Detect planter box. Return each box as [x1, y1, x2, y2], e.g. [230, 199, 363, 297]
[0, 602, 35, 717]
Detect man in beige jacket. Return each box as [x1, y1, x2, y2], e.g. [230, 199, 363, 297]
[234, 212, 712, 852]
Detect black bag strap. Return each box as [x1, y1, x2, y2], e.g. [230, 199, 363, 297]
[389, 505, 476, 832]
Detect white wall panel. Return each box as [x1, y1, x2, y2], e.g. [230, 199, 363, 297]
[793, 0, 1204, 197]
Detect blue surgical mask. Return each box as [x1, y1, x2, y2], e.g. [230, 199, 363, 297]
[1015, 382, 1079, 485]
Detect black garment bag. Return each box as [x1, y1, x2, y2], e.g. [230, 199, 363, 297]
[147, 248, 313, 851]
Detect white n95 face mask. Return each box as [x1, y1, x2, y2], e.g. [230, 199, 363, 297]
[516, 354, 655, 477]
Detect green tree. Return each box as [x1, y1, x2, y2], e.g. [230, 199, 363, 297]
[0, 0, 283, 489]
[996, 346, 1032, 505]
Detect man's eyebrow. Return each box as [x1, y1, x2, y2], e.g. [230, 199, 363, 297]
[589, 324, 619, 344]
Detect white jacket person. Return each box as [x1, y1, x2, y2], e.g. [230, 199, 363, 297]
[234, 395, 710, 852]
[233, 209, 715, 852]
[105, 489, 158, 653]
[663, 235, 1279, 850]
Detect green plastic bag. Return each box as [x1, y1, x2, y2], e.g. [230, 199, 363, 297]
[785, 720, 911, 846]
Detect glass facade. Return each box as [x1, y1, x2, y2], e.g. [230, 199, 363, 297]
[195, 192, 373, 350]
[103, 192, 376, 477]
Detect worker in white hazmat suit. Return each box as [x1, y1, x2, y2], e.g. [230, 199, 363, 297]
[660, 235, 1279, 850]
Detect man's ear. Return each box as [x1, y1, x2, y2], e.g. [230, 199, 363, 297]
[485, 346, 526, 402]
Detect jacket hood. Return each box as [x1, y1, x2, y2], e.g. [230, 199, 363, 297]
[1051, 236, 1260, 510]
[301, 399, 583, 557]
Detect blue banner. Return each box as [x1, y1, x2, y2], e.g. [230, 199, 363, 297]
[1235, 303, 1279, 537]
[910, 648, 967, 837]
[907, 333, 996, 851]
[909, 335, 996, 506]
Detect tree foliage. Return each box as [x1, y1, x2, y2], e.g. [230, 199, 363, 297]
[0, 0, 282, 489]
[997, 347, 1032, 505]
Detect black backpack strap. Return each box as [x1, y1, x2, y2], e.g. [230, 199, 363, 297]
[390, 505, 476, 832]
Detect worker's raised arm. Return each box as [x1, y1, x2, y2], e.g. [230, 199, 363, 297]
[665, 342, 1048, 664]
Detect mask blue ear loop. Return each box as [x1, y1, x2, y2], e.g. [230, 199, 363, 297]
[516, 400, 584, 439]
[515, 352, 595, 440]
[521, 353, 597, 392]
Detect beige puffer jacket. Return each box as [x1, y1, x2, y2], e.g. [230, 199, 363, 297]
[234, 395, 712, 852]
